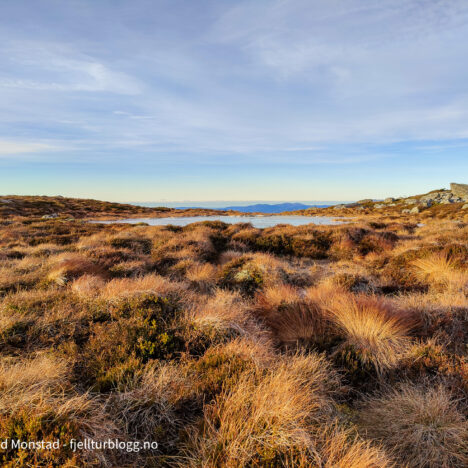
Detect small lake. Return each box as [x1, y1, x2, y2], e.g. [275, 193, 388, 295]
[93, 215, 344, 228]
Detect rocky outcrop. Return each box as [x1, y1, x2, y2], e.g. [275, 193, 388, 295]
[450, 183, 468, 200]
[419, 190, 463, 205]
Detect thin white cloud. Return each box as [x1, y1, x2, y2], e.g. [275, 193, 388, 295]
[0, 140, 55, 155]
[1, 42, 142, 95]
[0, 0, 467, 163]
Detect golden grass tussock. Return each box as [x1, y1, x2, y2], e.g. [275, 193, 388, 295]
[100, 273, 185, 300]
[0, 353, 69, 412]
[47, 252, 101, 285]
[218, 249, 244, 265]
[186, 261, 218, 291]
[359, 384, 468, 468]
[190, 289, 269, 342]
[317, 423, 396, 468]
[183, 353, 338, 467]
[107, 363, 189, 442]
[412, 252, 467, 291]
[71, 273, 106, 297]
[255, 284, 333, 348]
[325, 293, 414, 374]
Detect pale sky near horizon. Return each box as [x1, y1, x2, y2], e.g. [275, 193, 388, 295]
[1, 0, 468, 202]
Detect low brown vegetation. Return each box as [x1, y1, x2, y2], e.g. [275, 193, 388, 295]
[0, 198, 466, 466]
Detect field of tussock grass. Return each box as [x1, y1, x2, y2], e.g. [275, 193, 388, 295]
[0, 209, 466, 467]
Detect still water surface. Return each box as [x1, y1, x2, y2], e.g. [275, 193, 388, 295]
[94, 215, 344, 228]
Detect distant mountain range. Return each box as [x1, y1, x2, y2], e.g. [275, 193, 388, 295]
[135, 201, 336, 213]
[222, 202, 329, 213]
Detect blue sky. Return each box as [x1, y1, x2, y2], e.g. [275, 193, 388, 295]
[1, 0, 468, 202]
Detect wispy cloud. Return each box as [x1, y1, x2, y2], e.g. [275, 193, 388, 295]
[0, 1, 467, 198]
[0, 139, 56, 155]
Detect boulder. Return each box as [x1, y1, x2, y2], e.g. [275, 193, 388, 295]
[419, 200, 432, 208]
[401, 209, 411, 214]
[42, 213, 59, 219]
[404, 198, 417, 205]
[384, 197, 395, 203]
[357, 199, 373, 204]
[410, 207, 420, 214]
[462, 204, 468, 210]
[450, 183, 468, 200]
[374, 204, 385, 209]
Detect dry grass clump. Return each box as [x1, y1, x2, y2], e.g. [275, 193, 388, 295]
[152, 226, 218, 264]
[412, 253, 467, 291]
[31, 242, 68, 257]
[325, 293, 413, 374]
[359, 384, 468, 468]
[107, 363, 189, 447]
[218, 249, 244, 264]
[186, 261, 218, 292]
[183, 353, 338, 467]
[0, 353, 69, 412]
[190, 289, 257, 337]
[47, 252, 102, 285]
[0, 353, 120, 466]
[317, 423, 395, 468]
[391, 291, 467, 354]
[71, 273, 106, 297]
[255, 284, 333, 349]
[100, 273, 185, 300]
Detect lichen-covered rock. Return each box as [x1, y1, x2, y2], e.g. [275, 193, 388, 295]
[419, 200, 432, 208]
[409, 207, 420, 214]
[450, 183, 468, 200]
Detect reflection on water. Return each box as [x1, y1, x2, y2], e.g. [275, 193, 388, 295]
[93, 215, 344, 228]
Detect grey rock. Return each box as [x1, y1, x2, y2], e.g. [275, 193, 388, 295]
[410, 207, 420, 214]
[333, 204, 345, 210]
[419, 196, 433, 202]
[419, 200, 432, 208]
[450, 183, 468, 200]
[344, 203, 360, 208]
[374, 204, 385, 209]
[42, 213, 59, 219]
[384, 197, 395, 203]
[401, 209, 411, 214]
[404, 198, 417, 205]
[0, 198, 13, 204]
[357, 199, 373, 204]
[462, 204, 468, 210]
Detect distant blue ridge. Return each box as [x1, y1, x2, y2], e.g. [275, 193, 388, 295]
[177, 202, 330, 213]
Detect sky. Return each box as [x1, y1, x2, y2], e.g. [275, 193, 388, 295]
[1, 0, 468, 202]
